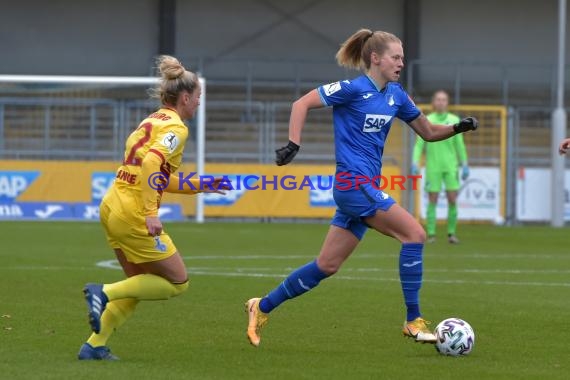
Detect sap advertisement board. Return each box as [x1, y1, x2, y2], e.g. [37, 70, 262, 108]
[0, 160, 402, 220]
[516, 167, 570, 221]
[418, 167, 502, 221]
[0, 161, 184, 221]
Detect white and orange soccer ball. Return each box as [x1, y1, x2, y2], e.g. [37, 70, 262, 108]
[434, 318, 475, 356]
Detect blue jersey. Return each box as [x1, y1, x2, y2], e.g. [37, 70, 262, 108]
[317, 75, 420, 186]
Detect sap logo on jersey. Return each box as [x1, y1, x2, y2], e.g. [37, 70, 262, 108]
[363, 114, 393, 133]
[0, 171, 40, 202]
[92, 172, 116, 202]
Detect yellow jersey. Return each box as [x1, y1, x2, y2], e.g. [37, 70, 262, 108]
[103, 107, 188, 223]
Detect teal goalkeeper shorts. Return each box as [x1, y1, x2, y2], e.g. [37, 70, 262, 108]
[424, 169, 460, 193]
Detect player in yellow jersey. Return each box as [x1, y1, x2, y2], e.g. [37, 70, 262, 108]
[78, 56, 228, 360]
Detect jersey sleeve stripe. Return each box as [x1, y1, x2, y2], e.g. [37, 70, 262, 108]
[401, 110, 422, 123]
[317, 87, 330, 107]
[148, 149, 166, 164]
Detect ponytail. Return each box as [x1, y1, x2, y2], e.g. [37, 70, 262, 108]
[336, 28, 401, 70]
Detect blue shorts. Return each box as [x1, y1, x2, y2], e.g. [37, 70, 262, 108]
[331, 184, 396, 240]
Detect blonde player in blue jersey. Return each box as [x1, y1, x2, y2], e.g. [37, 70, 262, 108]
[79, 56, 228, 360]
[245, 28, 478, 346]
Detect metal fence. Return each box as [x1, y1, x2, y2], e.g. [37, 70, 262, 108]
[0, 97, 558, 166]
[0, 97, 399, 165]
[185, 57, 564, 107]
[0, 91, 565, 222]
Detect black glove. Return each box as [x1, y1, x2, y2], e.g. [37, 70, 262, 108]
[453, 117, 479, 133]
[275, 140, 300, 166]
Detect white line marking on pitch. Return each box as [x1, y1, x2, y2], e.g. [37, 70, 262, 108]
[182, 255, 380, 260]
[93, 260, 570, 287]
[180, 253, 570, 260]
[186, 270, 570, 288]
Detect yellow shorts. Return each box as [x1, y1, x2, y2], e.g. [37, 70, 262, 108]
[99, 201, 178, 264]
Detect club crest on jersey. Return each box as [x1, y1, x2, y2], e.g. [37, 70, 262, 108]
[161, 131, 179, 153]
[387, 94, 395, 106]
[375, 190, 389, 200]
[363, 114, 393, 133]
[323, 81, 342, 96]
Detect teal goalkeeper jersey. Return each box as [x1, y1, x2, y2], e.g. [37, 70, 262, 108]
[412, 112, 468, 171]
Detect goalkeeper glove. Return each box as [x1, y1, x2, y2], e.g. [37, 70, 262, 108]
[461, 165, 470, 180]
[453, 117, 478, 133]
[410, 163, 420, 176]
[275, 140, 300, 166]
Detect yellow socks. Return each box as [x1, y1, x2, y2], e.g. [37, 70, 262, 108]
[87, 298, 139, 347]
[86, 275, 189, 347]
[103, 274, 189, 301]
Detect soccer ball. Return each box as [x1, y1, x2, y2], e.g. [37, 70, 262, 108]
[434, 318, 475, 356]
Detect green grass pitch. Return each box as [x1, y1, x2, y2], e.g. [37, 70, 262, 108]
[0, 221, 568, 379]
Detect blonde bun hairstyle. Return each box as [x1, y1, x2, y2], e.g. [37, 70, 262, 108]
[151, 55, 198, 105]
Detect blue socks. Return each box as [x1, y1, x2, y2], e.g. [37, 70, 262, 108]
[258, 245, 423, 321]
[259, 260, 329, 313]
[399, 243, 424, 322]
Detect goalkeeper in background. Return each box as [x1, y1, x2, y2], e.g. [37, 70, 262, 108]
[411, 90, 469, 244]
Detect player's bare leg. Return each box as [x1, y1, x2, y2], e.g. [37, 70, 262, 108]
[365, 204, 436, 343]
[246, 226, 359, 347]
[138, 251, 188, 284]
[316, 225, 360, 275]
[115, 249, 148, 277]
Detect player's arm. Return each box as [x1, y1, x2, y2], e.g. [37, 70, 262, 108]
[140, 150, 163, 236]
[141, 124, 189, 236]
[164, 175, 230, 194]
[397, 89, 477, 142]
[288, 89, 324, 145]
[275, 89, 324, 166]
[164, 175, 200, 194]
[276, 80, 355, 166]
[408, 114, 478, 142]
